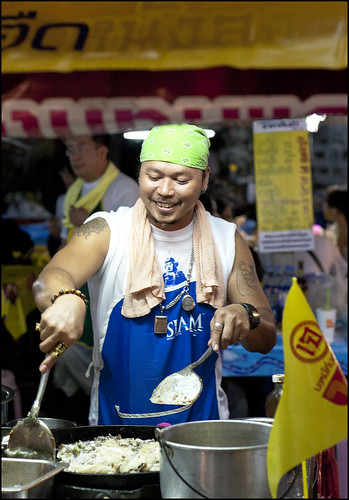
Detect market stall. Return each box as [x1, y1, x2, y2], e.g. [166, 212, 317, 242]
[2, 2, 347, 498]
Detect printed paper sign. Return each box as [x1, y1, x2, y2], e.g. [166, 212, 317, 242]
[253, 118, 314, 253]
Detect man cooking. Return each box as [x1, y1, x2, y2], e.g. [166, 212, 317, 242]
[32, 124, 276, 425]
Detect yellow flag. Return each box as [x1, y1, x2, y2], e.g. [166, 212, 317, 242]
[267, 278, 347, 498]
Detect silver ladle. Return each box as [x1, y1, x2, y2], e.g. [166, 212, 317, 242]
[150, 346, 214, 406]
[115, 347, 214, 419]
[6, 364, 56, 461]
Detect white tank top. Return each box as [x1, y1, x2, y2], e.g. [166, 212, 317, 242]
[86, 207, 236, 425]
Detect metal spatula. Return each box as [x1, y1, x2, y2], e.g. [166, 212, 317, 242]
[6, 365, 56, 461]
[150, 346, 213, 406]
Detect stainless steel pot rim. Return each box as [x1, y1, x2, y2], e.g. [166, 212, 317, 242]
[158, 418, 270, 426]
[157, 418, 272, 431]
[160, 441, 269, 451]
[245, 417, 274, 424]
[156, 419, 271, 451]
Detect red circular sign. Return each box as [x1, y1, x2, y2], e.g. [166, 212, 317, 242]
[290, 320, 329, 363]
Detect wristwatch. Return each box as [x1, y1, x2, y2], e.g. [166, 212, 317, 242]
[237, 303, 261, 330]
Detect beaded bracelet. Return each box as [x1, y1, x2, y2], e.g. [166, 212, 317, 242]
[51, 289, 89, 309]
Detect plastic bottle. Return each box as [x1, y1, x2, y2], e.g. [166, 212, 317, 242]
[265, 374, 285, 418]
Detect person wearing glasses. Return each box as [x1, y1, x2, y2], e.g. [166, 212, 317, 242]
[61, 135, 139, 243]
[49, 134, 139, 423]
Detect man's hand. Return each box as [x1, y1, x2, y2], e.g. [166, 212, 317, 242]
[69, 206, 90, 227]
[37, 294, 86, 372]
[208, 304, 250, 351]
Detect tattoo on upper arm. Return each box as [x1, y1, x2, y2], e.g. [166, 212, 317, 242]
[76, 218, 108, 240]
[236, 260, 259, 296]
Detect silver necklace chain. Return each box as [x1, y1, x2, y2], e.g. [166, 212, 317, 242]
[160, 241, 194, 315]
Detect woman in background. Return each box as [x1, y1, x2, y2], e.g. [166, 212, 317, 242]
[324, 185, 347, 260]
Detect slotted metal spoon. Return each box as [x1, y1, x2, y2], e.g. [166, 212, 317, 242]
[150, 346, 214, 406]
[6, 364, 56, 461]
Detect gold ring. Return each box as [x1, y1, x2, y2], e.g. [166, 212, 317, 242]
[35, 323, 42, 333]
[49, 342, 68, 360]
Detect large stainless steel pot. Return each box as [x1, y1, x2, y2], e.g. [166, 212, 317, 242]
[155, 419, 273, 498]
[51, 425, 160, 491]
[1, 386, 15, 426]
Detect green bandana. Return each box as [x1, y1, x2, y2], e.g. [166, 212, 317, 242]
[140, 124, 210, 170]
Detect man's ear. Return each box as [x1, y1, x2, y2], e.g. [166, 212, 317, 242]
[98, 144, 109, 158]
[203, 167, 211, 190]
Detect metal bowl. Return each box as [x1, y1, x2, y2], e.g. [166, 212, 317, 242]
[2, 458, 66, 498]
[7, 418, 77, 430]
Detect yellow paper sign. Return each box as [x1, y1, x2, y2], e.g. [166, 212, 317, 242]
[253, 119, 314, 253]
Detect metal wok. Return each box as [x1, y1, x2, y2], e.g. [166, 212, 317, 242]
[51, 425, 160, 490]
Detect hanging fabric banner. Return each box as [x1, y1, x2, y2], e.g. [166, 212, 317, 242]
[2, 93, 347, 139]
[2, 1, 347, 73]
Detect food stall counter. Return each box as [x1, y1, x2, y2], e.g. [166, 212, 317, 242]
[222, 330, 347, 377]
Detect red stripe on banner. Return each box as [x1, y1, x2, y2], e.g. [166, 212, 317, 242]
[51, 110, 73, 136]
[85, 109, 107, 134]
[249, 108, 264, 118]
[12, 110, 41, 137]
[273, 108, 291, 118]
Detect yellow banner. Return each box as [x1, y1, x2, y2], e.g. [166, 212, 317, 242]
[267, 278, 347, 497]
[2, 1, 347, 73]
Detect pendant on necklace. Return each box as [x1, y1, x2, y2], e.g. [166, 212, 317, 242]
[154, 315, 168, 334]
[181, 294, 195, 312]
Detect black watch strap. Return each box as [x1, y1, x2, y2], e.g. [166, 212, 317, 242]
[237, 303, 261, 330]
